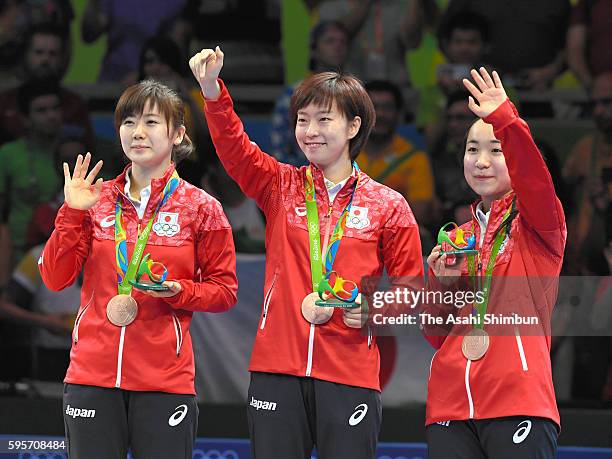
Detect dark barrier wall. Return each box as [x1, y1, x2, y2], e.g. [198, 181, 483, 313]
[0, 397, 610, 448]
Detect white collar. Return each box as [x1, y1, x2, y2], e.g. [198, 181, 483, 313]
[323, 167, 355, 203]
[475, 201, 490, 247]
[475, 201, 490, 224]
[124, 169, 151, 218]
[124, 170, 151, 201]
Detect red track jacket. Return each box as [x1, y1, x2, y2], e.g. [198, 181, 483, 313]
[424, 100, 566, 428]
[40, 164, 238, 394]
[205, 80, 424, 391]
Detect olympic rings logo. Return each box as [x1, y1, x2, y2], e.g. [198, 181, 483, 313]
[153, 222, 179, 233]
[192, 449, 240, 459]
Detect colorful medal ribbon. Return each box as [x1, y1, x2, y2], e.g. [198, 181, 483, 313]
[467, 199, 516, 329]
[304, 164, 360, 304]
[115, 171, 180, 295]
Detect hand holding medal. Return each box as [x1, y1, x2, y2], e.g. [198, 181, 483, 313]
[129, 253, 170, 291]
[436, 222, 477, 256]
[107, 172, 182, 326]
[300, 165, 364, 326]
[301, 271, 362, 325]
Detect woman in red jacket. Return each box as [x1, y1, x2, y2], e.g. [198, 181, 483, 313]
[425, 68, 566, 458]
[39, 80, 238, 458]
[189, 47, 424, 458]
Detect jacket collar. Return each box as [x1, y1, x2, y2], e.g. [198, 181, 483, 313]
[307, 162, 367, 204]
[470, 191, 515, 239]
[112, 162, 178, 210]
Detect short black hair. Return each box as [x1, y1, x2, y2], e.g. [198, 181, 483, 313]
[24, 23, 67, 52]
[309, 20, 348, 71]
[446, 89, 471, 109]
[438, 11, 489, 44]
[364, 80, 404, 111]
[17, 79, 62, 115]
[138, 36, 187, 81]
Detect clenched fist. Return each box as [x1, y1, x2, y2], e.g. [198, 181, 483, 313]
[189, 46, 224, 100]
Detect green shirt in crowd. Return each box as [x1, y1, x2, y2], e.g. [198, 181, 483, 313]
[0, 138, 59, 259]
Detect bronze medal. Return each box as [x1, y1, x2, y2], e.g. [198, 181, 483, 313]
[106, 294, 138, 327]
[461, 328, 489, 361]
[301, 292, 333, 325]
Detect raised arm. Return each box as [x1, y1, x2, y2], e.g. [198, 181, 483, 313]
[40, 153, 103, 290]
[463, 68, 565, 256]
[189, 47, 283, 214]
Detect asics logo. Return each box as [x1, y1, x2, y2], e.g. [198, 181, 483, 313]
[168, 404, 188, 426]
[348, 403, 368, 426]
[512, 420, 532, 444]
[100, 215, 115, 228]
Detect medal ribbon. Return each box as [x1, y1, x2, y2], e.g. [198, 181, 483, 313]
[305, 164, 360, 292]
[115, 171, 180, 295]
[467, 201, 514, 329]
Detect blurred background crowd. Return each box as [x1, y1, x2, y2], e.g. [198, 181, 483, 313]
[0, 0, 610, 409]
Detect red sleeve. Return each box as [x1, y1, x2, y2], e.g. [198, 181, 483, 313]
[421, 268, 464, 350]
[39, 204, 92, 291]
[484, 100, 566, 257]
[382, 201, 423, 279]
[204, 79, 282, 216]
[375, 198, 425, 319]
[164, 199, 237, 312]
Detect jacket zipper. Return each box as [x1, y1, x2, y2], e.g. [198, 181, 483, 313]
[112, 189, 141, 389]
[172, 313, 183, 356]
[514, 327, 529, 371]
[73, 291, 94, 343]
[463, 251, 482, 417]
[115, 327, 126, 388]
[465, 359, 474, 418]
[306, 202, 334, 377]
[260, 270, 279, 330]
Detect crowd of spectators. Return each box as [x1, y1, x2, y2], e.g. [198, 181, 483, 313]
[0, 0, 610, 406]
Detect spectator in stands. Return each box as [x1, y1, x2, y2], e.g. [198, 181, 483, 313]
[563, 71, 612, 275]
[313, 0, 433, 96]
[270, 20, 349, 166]
[359, 80, 435, 240]
[0, 80, 63, 278]
[567, 0, 612, 92]
[442, 0, 570, 91]
[0, 244, 77, 382]
[430, 90, 478, 223]
[201, 155, 266, 254]
[25, 0, 74, 35]
[417, 11, 489, 149]
[0, 24, 94, 148]
[0, 100, 79, 385]
[138, 35, 211, 184]
[182, 0, 282, 84]
[26, 127, 86, 249]
[81, 0, 189, 84]
[0, 0, 28, 84]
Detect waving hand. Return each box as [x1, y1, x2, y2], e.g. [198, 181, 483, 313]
[463, 67, 508, 118]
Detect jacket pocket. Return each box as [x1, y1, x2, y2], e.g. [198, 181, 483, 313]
[260, 269, 279, 331]
[73, 291, 94, 343]
[171, 312, 183, 356]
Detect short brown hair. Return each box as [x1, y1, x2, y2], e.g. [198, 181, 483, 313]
[114, 80, 194, 163]
[290, 72, 375, 160]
